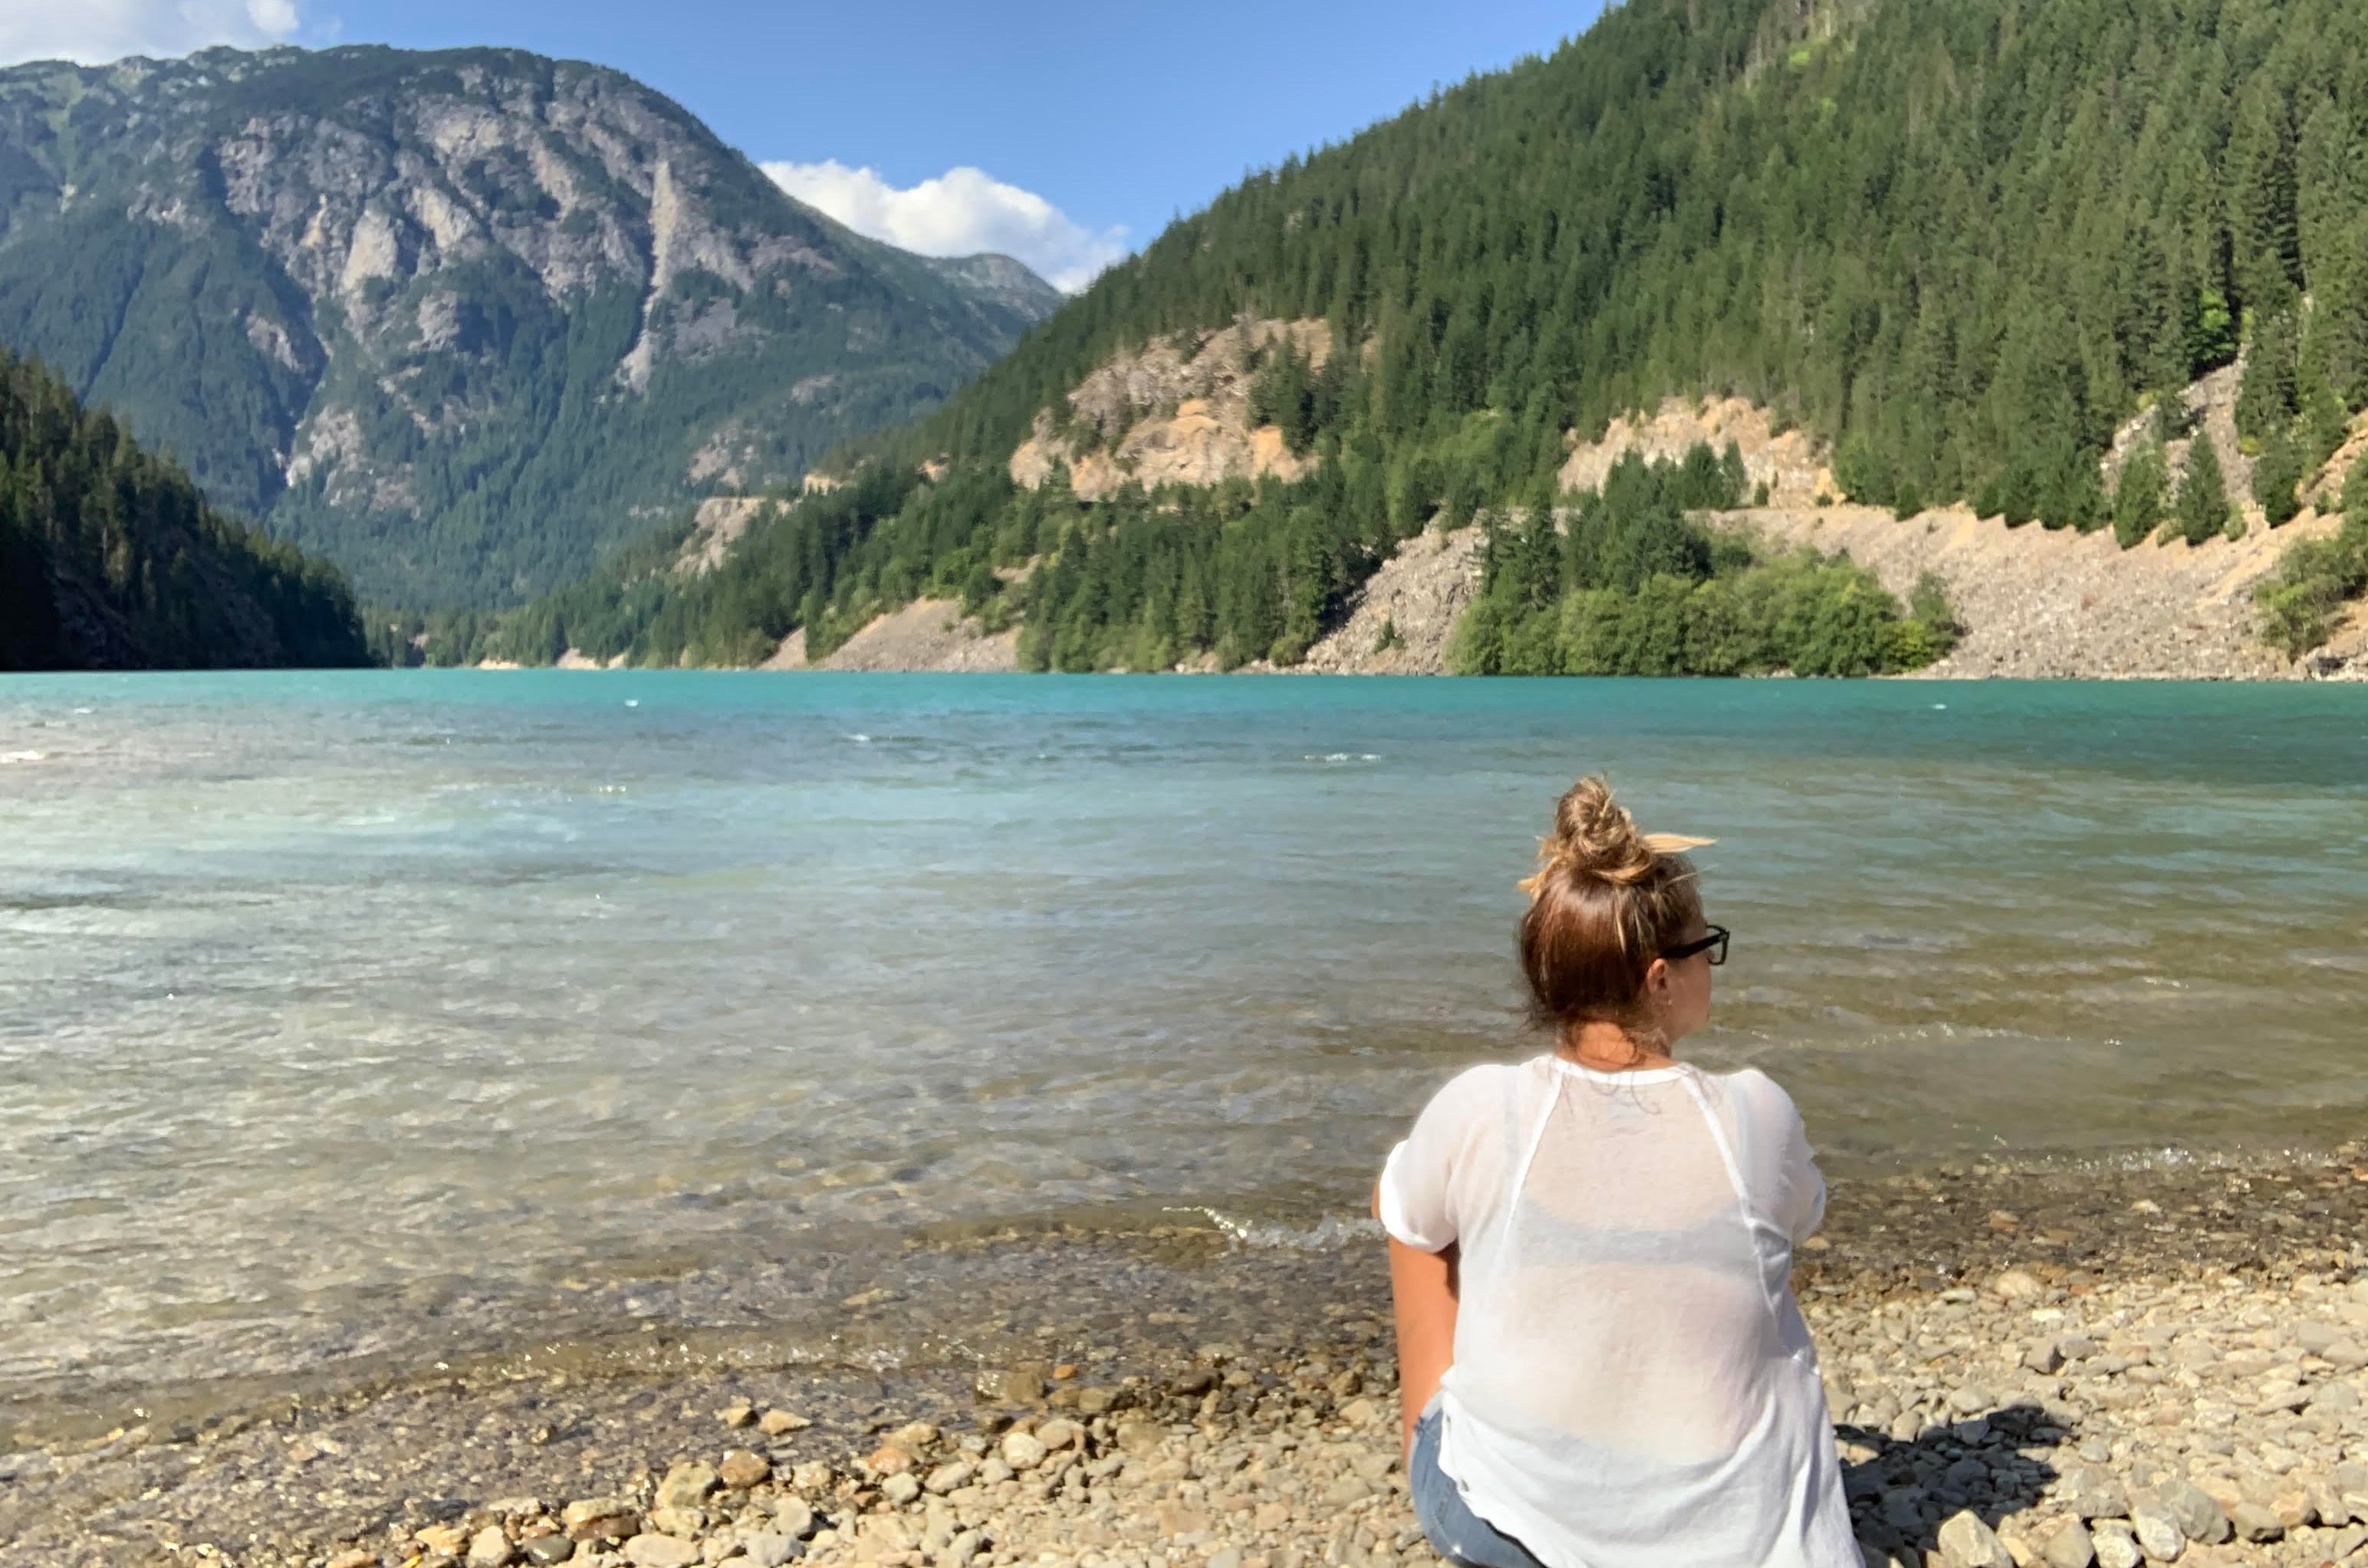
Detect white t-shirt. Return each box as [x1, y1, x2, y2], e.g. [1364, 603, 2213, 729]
[1378, 1055, 1858, 1568]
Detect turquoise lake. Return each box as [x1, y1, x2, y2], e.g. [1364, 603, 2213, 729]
[2, 672, 2363, 1425]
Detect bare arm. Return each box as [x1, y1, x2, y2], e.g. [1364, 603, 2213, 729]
[1374, 1181, 1459, 1460]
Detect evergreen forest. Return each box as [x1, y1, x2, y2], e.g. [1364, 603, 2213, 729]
[0, 350, 370, 670]
[442, 0, 2368, 669]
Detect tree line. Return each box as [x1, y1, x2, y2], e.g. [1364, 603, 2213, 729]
[0, 348, 368, 671]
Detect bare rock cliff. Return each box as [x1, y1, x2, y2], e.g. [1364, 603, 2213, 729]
[1009, 318, 1329, 499]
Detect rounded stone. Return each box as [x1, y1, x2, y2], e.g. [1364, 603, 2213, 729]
[622, 1535, 699, 1568]
[719, 1448, 771, 1489]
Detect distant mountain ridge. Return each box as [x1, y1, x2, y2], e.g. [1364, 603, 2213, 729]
[0, 44, 1063, 609]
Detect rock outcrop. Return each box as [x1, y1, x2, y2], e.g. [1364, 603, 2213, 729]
[1300, 528, 1485, 674]
[1009, 319, 1329, 500]
[765, 601, 1017, 672]
[1561, 396, 1837, 505]
[676, 498, 771, 577]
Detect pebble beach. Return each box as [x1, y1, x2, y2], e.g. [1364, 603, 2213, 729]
[8, 1144, 2368, 1568]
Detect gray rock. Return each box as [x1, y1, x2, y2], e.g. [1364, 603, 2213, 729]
[1943, 1456, 1988, 1494]
[717, 1448, 771, 1489]
[561, 1498, 640, 1543]
[1949, 1386, 1997, 1416]
[2092, 1530, 2143, 1568]
[738, 1535, 800, 1568]
[1937, 1508, 2014, 1567]
[2155, 1478, 2232, 1544]
[923, 1460, 975, 1494]
[771, 1498, 814, 1539]
[1881, 1487, 1928, 1532]
[1114, 1419, 1165, 1456]
[881, 1471, 920, 1505]
[1207, 1552, 1243, 1568]
[945, 1529, 985, 1568]
[621, 1538, 699, 1568]
[2025, 1340, 2067, 1374]
[640, 1507, 703, 1537]
[2036, 1514, 2095, 1568]
[998, 1430, 1048, 1471]
[521, 1540, 577, 1567]
[653, 1463, 718, 1512]
[2232, 1500, 2284, 1543]
[974, 1366, 1045, 1405]
[2058, 1464, 2129, 1520]
[2126, 1492, 2184, 1560]
[1324, 1472, 1380, 1506]
[1168, 1366, 1218, 1395]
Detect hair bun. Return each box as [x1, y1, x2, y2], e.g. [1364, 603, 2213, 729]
[1522, 776, 1712, 893]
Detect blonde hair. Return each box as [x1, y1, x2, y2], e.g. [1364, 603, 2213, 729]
[1516, 776, 1711, 1048]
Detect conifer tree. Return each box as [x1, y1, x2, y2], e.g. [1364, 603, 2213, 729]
[2232, 85, 2304, 315]
[2112, 443, 2168, 550]
[2176, 435, 2235, 546]
[2237, 306, 2301, 442]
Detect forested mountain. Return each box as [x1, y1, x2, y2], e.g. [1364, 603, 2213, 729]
[0, 45, 1062, 610]
[463, 0, 2368, 672]
[0, 348, 367, 669]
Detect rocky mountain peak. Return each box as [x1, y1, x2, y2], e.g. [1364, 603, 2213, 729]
[0, 44, 1061, 608]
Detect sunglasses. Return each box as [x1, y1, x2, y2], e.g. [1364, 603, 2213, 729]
[1660, 924, 1730, 966]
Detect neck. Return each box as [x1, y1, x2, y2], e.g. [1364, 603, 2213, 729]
[1557, 1022, 1675, 1071]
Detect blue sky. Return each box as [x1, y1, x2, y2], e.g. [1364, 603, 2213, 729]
[11, 1, 1608, 288]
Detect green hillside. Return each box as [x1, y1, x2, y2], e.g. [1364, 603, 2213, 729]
[468, 0, 2368, 672]
[0, 46, 1061, 611]
[0, 349, 368, 669]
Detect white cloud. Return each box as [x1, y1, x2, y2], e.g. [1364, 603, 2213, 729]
[0, 0, 306, 67]
[762, 159, 1127, 294]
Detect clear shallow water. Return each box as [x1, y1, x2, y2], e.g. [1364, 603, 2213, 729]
[2, 672, 2364, 1424]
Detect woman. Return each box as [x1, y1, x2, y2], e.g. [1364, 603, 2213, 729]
[1373, 777, 1855, 1568]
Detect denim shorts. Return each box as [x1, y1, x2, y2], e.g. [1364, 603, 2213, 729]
[1409, 1402, 1551, 1568]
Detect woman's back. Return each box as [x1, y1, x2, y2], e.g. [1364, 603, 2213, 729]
[1381, 1056, 1853, 1566]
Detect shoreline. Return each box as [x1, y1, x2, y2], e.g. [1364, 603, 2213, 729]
[456, 660, 2368, 682]
[7, 1146, 2366, 1567]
